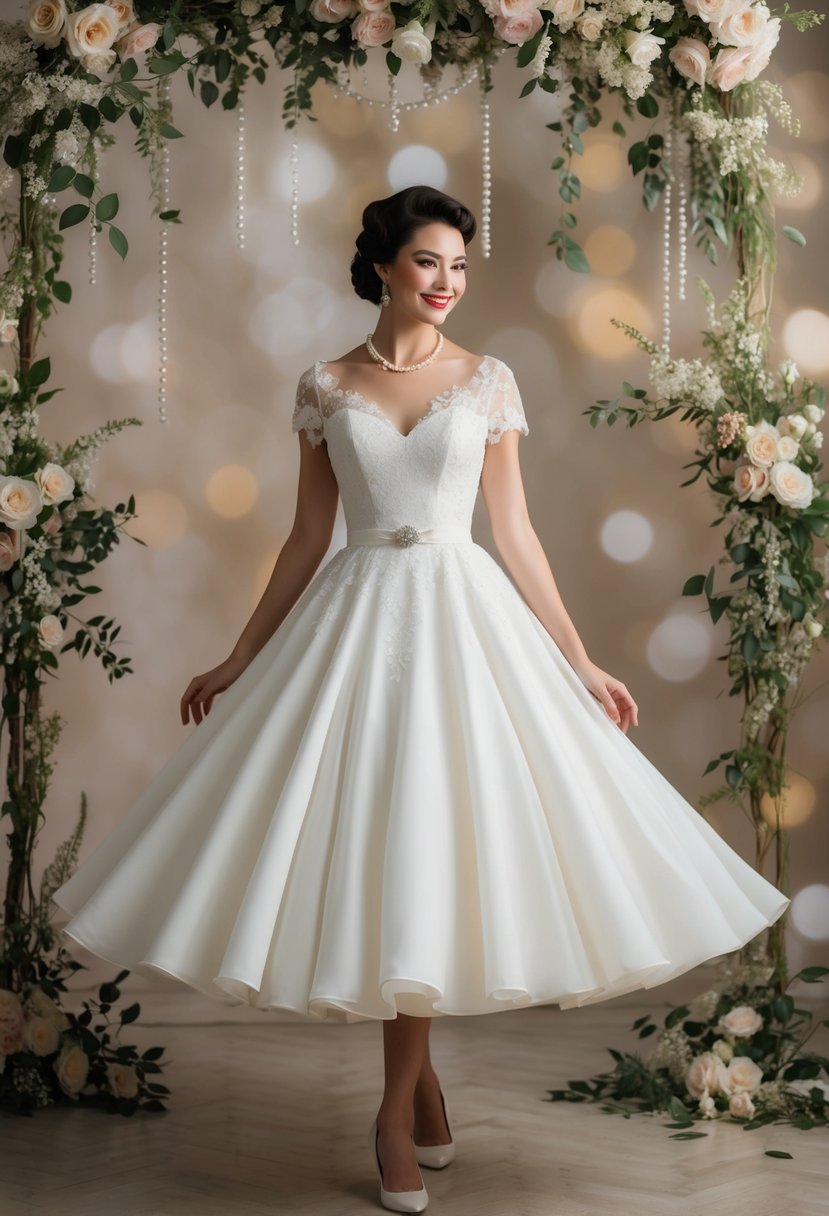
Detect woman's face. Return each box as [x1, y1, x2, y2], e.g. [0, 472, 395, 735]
[375, 222, 468, 323]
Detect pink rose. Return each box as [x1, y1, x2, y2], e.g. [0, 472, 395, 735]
[709, 44, 753, 91]
[669, 36, 710, 87]
[351, 10, 396, 45]
[309, 0, 357, 20]
[117, 20, 161, 59]
[493, 7, 544, 44]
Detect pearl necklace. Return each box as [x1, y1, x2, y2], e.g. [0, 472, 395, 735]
[365, 329, 444, 373]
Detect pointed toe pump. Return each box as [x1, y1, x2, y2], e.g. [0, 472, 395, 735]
[413, 1088, 455, 1169]
[368, 1118, 429, 1213]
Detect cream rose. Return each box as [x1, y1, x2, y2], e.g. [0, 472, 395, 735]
[35, 462, 75, 507]
[27, 0, 67, 48]
[22, 1015, 61, 1057]
[624, 29, 666, 67]
[711, 1038, 734, 1063]
[351, 10, 395, 45]
[720, 1055, 763, 1095]
[803, 402, 825, 424]
[0, 989, 25, 1055]
[744, 419, 780, 467]
[709, 44, 753, 91]
[106, 1061, 140, 1099]
[540, 0, 584, 25]
[104, 0, 134, 28]
[38, 615, 65, 648]
[310, 0, 357, 18]
[685, 1051, 727, 1098]
[25, 986, 71, 1031]
[733, 463, 769, 503]
[711, 2, 770, 48]
[729, 1090, 755, 1118]
[391, 18, 433, 62]
[494, 8, 544, 44]
[0, 528, 21, 573]
[717, 1003, 764, 1038]
[769, 461, 816, 510]
[577, 9, 604, 40]
[54, 1042, 90, 1097]
[778, 412, 808, 440]
[684, 0, 742, 21]
[0, 475, 43, 531]
[0, 309, 19, 344]
[669, 37, 710, 87]
[743, 15, 781, 80]
[776, 434, 799, 461]
[65, 3, 121, 60]
[116, 20, 161, 59]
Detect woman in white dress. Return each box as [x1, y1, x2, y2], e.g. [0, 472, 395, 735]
[53, 186, 789, 1214]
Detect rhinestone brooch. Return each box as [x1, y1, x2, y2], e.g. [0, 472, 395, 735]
[394, 524, 421, 547]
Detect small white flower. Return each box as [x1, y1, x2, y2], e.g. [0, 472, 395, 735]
[779, 359, 799, 387]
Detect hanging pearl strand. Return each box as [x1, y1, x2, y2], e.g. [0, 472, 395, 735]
[88, 135, 101, 286]
[289, 66, 300, 248]
[661, 120, 673, 354]
[157, 74, 171, 424]
[480, 59, 492, 259]
[388, 67, 400, 132]
[327, 57, 484, 114]
[236, 99, 246, 251]
[676, 117, 688, 303]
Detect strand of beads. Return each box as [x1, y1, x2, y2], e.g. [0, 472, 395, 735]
[676, 122, 688, 303]
[236, 99, 246, 252]
[661, 120, 673, 354]
[157, 74, 171, 424]
[480, 59, 492, 259]
[388, 67, 400, 132]
[88, 136, 101, 287]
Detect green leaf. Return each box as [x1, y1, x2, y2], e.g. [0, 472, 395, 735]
[59, 203, 90, 230]
[385, 50, 402, 75]
[109, 225, 128, 259]
[28, 357, 51, 387]
[53, 280, 72, 303]
[783, 225, 806, 247]
[627, 141, 649, 175]
[636, 94, 659, 118]
[95, 193, 119, 222]
[48, 164, 76, 192]
[682, 574, 706, 596]
[564, 245, 590, 273]
[765, 1150, 794, 1159]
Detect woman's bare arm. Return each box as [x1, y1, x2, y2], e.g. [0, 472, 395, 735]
[180, 432, 339, 724]
[480, 434, 638, 732]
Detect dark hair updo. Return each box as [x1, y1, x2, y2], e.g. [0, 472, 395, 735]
[350, 185, 477, 306]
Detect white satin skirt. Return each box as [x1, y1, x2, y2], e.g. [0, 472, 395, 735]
[52, 538, 790, 1023]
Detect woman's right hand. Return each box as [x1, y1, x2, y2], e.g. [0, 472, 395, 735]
[180, 653, 251, 725]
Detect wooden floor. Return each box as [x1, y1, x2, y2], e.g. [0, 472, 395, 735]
[3, 969, 827, 1216]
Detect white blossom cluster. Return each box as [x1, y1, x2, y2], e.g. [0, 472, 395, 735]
[0, 408, 40, 475]
[20, 534, 63, 615]
[649, 351, 726, 412]
[722, 502, 759, 546]
[648, 1024, 695, 1086]
[684, 96, 802, 199]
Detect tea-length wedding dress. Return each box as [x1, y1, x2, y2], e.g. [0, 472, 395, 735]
[52, 354, 790, 1023]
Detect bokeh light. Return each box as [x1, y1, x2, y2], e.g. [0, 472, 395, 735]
[251, 276, 344, 359]
[600, 510, 654, 562]
[579, 137, 626, 192]
[572, 286, 654, 358]
[646, 610, 712, 681]
[388, 145, 448, 190]
[267, 140, 337, 203]
[759, 770, 817, 829]
[790, 884, 829, 941]
[205, 464, 259, 518]
[126, 489, 189, 549]
[584, 226, 637, 276]
[782, 308, 829, 374]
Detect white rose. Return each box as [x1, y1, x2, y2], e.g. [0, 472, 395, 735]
[711, 1038, 734, 1063]
[769, 461, 816, 510]
[34, 462, 75, 507]
[0, 989, 25, 1055]
[624, 28, 666, 67]
[669, 37, 710, 87]
[776, 435, 799, 461]
[804, 403, 825, 424]
[744, 419, 780, 468]
[803, 615, 823, 638]
[683, 0, 742, 21]
[391, 18, 432, 63]
[309, 0, 357, 18]
[103, 0, 134, 29]
[38, 615, 65, 648]
[709, 44, 753, 91]
[577, 10, 604, 39]
[539, 0, 584, 27]
[0, 528, 21, 572]
[717, 1004, 764, 1038]
[779, 359, 799, 386]
[733, 463, 768, 503]
[720, 1055, 763, 1095]
[27, 0, 67, 47]
[743, 16, 780, 80]
[53, 1042, 90, 1097]
[711, 2, 770, 48]
[778, 412, 808, 440]
[24, 986, 71, 1031]
[106, 1061, 140, 1099]
[0, 309, 19, 344]
[729, 1090, 756, 1118]
[686, 1051, 727, 1098]
[0, 475, 43, 530]
[22, 1015, 61, 1057]
[698, 1092, 717, 1117]
[65, 3, 120, 60]
[0, 370, 20, 397]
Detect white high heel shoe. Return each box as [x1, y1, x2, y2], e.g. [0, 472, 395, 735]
[413, 1088, 455, 1169]
[368, 1118, 429, 1213]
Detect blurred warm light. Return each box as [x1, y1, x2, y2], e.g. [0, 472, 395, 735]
[787, 71, 829, 142]
[267, 141, 337, 202]
[600, 509, 654, 562]
[790, 884, 829, 941]
[410, 101, 477, 154]
[89, 323, 135, 383]
[782, 308, 829, 374]
[572, 286, 653, 358]
[776, 150, 822, 210]
[759, 771, 817, 829]
[314, 86, 373, 137]
[648, 410, 699, 455]
[126, 489, 189, 549]
[251, 277, 342, 358]
[584, 226, 636, 275]
[578, 137, 626, 192]
[388, 145, 448, 190]
[205, 464, 259, 518]
[534, 257, 580, 319]
[645, 610, 712, 681]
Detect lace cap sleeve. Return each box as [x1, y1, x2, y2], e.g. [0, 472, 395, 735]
[486, 359, 529, 444]
[291, 364, 325, 447]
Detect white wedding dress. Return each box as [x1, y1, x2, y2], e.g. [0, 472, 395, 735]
[52, 354, 789, 1023]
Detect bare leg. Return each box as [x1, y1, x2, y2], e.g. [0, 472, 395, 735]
[375, 1012, 431, 1192]
[413, 1019, 452, 1146]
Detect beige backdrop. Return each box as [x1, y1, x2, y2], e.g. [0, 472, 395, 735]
[6, 27, 828, 983]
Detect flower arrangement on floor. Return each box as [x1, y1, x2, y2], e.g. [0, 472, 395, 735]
[0, 0, 827, 1120]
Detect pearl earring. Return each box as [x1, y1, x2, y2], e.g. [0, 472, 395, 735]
[380, 281, 390, 307]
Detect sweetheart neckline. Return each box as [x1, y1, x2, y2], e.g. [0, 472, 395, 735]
[314, 354, 493, 440]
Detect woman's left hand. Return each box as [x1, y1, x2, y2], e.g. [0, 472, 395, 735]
[574, 660, 639, 733]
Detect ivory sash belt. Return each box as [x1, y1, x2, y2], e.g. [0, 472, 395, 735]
[346, 524, 473, 548]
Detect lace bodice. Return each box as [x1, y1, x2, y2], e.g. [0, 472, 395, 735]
[291, 354, 529, 536]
